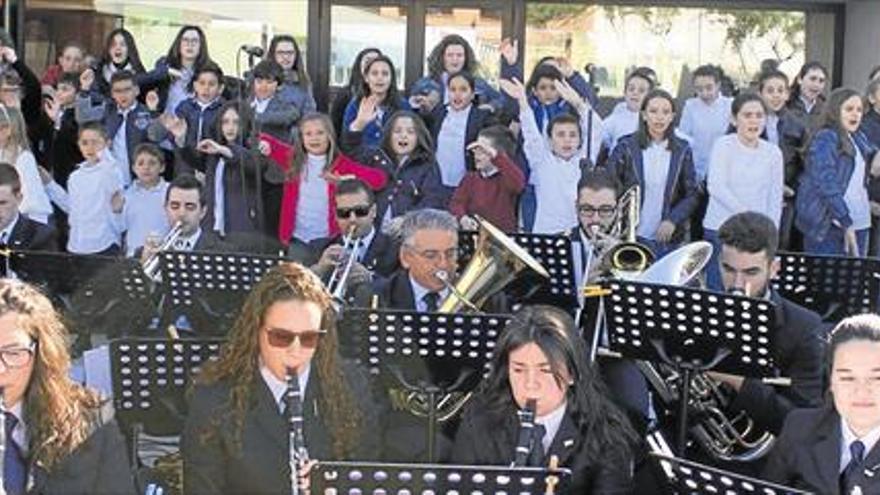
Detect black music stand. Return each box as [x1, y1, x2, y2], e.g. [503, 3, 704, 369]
[313, 461, 573, 494]
[602, 280, 779, 457]
[650, 452, 813, 495]
[772, 251, 880, 320]
[9, 251, 155, 347]
[338, 308, 509, 461]
[159, 250, 285, 334]
[459, 231, 577, 308]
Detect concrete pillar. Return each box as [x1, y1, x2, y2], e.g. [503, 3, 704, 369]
[843, 0, 880, 87]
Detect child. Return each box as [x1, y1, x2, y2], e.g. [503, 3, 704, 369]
[703, 93, 783, 289]
[787, 61, 828, 125]
[156, 25, 210, 115]
[600, 67, 656, 154]
[604, 89, 699, 258]
[428, 71, 496, 192]
[344, 109, 445, 224]
[343, 55, 409, 147]
[266, 35, 316, 119]
[40, 43, 83, 87]
[44, 122, 124, 254]
[758, 69, 807, 250]
[0, 105, 52, 224]
[501, 77, 600, 234]
[797, 87, 877, 257]
[186, 101, 263, 235]
[121, 143, 168, 256]
[278, 113, 387, 245]
[77, 70, 156, 187]
[250, 59, 299, 140]
[449, 125, 525, 232]
[678, 65, 733, 181]
[43, 72, 83, 188]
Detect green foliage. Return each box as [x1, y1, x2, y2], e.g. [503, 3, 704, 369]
[708, 9, 805, 62]
[525, 5, 591, 26]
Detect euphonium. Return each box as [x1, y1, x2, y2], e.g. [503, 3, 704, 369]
[286, 367, 309, 495]
[597, 185, 654, 279]
[400, 217, 550, 421]
[632, 242, 776, 462]
[142, 221, 184, 281]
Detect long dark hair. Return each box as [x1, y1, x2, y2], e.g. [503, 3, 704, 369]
[361, 55, 404, 112]
[636, 89, 677, 149]
[267, 34, 311, 87]
[347, 48, 381, 99]
[426, 34, 478, 79]
[102, 28, 145, 73]
[380, 110, 435, 165]
[213, 100, 253, 146]
[788, 61, 827, 106]
[165, 25, 210, 70]
[194, 263, 363, 458]
[812, 87, 862, 157]
[477, 305, 637, 460]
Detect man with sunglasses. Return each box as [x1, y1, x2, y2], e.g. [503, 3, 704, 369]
[290, 178, 398, 281]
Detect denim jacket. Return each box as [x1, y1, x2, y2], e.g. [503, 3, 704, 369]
[795, 128, 878, 241]
[603, 133, 701, 243]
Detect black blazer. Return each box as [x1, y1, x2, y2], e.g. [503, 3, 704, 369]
[728, 291, 826, 435]
[7, 215, 58, 252]
[288, 230, 399, 279]
[29, 403, 136, 495]
[366, 269, 509, 314]
[451, 398, 634, 494]
[763, 405, 880, 495]
[182, 363, 383, 495]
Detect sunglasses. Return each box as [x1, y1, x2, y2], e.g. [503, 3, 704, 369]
[265, 328, 326, 349]
[335, 205, 371, 218]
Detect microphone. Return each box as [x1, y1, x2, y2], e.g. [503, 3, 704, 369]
[241, 45, 265, 57]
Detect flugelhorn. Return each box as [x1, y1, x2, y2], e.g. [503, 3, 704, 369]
[142, 221, 184, 281]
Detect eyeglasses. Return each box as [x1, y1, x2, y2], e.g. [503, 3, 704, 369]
[335, 205, 371, 218]
[409, 247, 459, 264]
[265, 328, 326, 349]
[577, 204, 615, 218]
[0, 341, 36, 369]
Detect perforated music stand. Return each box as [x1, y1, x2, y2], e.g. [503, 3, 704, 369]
[602, 279, 779, 456]
[110, 337, 224, 435]
[458, 231, 577, 308]
[159, 250, 285, 334]
[9, 251, 155, 345]
[312, 461, 573, 495]
[650, 452, 813, 495]
[771, 251, 880, 320]
[337, 307, 509, 461]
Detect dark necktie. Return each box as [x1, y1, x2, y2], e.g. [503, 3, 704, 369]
[4, 412, 27, 495]
[423, 292, 440, 312]
[527, 423, 546, 467]
[841, 440, 865, 495]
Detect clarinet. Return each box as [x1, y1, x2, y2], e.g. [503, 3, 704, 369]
[511, 399, 537, 467]
[286, 368, 309, 495]
[0, 387, 6, 495]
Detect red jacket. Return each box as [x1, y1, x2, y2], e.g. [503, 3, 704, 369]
[278, 153, 387, 244]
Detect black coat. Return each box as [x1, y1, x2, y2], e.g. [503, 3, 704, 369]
[182, 363, 383, 495]
[6, 215, 58, 252]
[29, 403, 136, 495]
[367, 268, 508, 314]
[451, 398, 634, 494]
[727, 291, 826, 435]
[763, 405, 880, 495]
[288, 230, 399, 279]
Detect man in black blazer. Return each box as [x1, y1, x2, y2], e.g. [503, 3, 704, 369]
[707, 212, 825, 436]
[763, 315, 880, 494]
[0, 162, 57, 252]
[289, 178, 398, 282]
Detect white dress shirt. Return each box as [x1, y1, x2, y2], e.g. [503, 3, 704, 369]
[840, 417, 880, 473]
[51, 158, 124, 254]
[409, 275, 449, 312]
[260, 362, 312, 414]
[535, 401, 567, 454]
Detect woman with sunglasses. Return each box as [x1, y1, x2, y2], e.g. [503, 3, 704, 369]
[0, 279, 136, 494]
[182, 262, 383, 495]
[451, 305, 638, 494]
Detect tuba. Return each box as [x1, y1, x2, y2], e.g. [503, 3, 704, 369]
[400, 217, 550, 422]
[631, 242, 777, 462]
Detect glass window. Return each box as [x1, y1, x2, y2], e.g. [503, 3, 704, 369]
[24, 1, 308, 82]
[329, 5, 407, 88]
[525, 4, 806, 99]
[424, 6, 503, 85]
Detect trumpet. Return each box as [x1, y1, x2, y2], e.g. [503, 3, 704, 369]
[142, 222, 184, 281]
[286, 367, 309, 495]
[326, 225, 359, 306]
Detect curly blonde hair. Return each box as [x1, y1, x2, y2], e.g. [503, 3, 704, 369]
[195, 262, 363, 458]
[0, 279, 103, 470]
